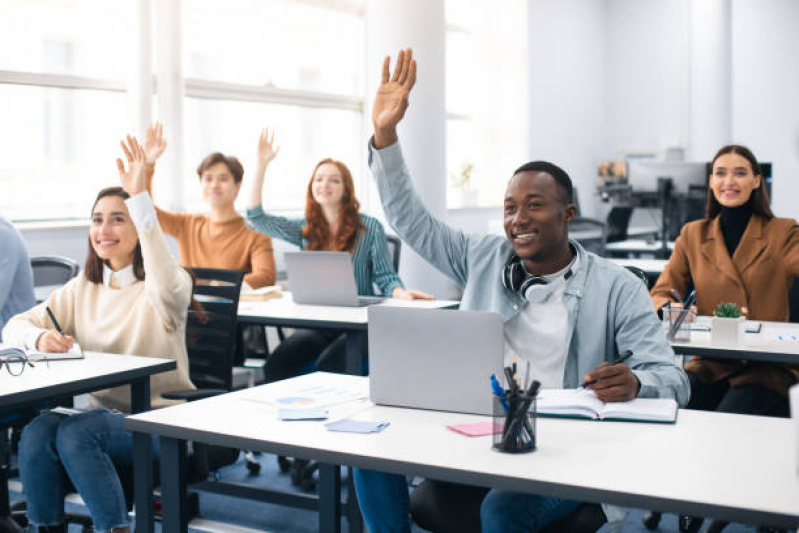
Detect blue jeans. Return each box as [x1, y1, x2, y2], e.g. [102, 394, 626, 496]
[18, 409, 159, 533]
[352, 468, 580, 533]
[480, 490, 581, 532]
[352, 469, 411, 533]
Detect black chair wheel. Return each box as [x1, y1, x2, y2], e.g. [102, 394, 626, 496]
[300, 475, 316, 492]
[246, 460, 261, 474]
[642, 511, 662, 530]
[277, 455, 292, 473]
[679, 515, 705, 533]
[291, 459, 308, 485]
[706, 520, 730, 533]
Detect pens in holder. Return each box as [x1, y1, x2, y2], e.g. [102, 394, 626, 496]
[495, 379, 541, 453]
[668, 290, 696, 340]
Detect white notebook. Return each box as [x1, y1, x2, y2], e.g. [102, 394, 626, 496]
[536, 389, 678, 423]
[0, 342, 84, 362]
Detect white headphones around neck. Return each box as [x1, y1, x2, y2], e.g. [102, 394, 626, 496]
[502, 254, 574, 304]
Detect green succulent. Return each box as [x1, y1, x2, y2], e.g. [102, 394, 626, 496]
[713, 302, 742, 318]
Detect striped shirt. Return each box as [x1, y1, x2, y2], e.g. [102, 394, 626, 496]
[246, 206, 403, 297]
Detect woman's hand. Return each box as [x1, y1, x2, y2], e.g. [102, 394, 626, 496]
[256, 126, 280, 166]
[36, 330, 74, 353]
[143, 122, 167, 165]
[392, 287, 434, 300]
[116, 136, 148, 196]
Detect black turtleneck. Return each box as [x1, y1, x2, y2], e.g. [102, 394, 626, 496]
[718, 200, 753, 257]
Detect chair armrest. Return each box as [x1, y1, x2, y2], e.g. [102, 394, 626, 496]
[161, 388, 227, 402]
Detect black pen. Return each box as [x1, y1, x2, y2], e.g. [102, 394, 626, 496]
[580, 350, 634, 388]
[46, 306, 63, 333]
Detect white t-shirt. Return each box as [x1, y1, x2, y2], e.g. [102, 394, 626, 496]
[503, 254, 579, 389]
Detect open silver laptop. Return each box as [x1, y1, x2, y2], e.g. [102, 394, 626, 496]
[285, 251, 386, 307]
[368, 306, 504, 415]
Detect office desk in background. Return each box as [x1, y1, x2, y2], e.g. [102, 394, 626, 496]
[672, 320, 799, 365]
[127, 372, 799, 533]
[0, 352, 176, 533]
[237, 292, 459, 375]
[606, 239, 675, 258]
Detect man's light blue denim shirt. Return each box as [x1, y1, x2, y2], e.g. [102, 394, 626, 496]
[369, 140, 689, 405]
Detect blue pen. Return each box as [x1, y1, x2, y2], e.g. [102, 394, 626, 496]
[491, 374, 509, 412]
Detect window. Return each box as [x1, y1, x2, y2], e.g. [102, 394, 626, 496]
[0, 0, 133, 222]
[181, 0, 366, 212]
[181, 98, 363, 212]
[445, 0, 527, 208]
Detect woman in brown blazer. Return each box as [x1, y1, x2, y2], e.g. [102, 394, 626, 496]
[651, 145, 799, 417]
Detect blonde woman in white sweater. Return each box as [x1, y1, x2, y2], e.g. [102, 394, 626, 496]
[2, 137, 195, 533]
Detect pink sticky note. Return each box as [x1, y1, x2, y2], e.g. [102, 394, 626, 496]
[447, 421, 501, 437]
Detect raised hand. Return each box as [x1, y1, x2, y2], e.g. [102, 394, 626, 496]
[372, 48, 417, 149]
[257, 126, 280, 166]
[116, 136, 148, 196]
[143, 122, 167, 164]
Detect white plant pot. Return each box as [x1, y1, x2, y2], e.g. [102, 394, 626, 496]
[454, 189, 478, 207]
[711, 316, 744, 346]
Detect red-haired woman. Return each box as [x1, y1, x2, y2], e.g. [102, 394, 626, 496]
[246, 128, 431, 381]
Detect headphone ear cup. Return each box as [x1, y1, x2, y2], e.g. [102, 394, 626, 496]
[508, 261, 524, 292]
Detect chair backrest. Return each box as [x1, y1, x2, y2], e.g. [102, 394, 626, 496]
[789, 278, 799, 323]
[386, 234, 402, 272]
[605, 206, 633, 243]
[185, 268, 244, 391]
[624, 266, 650, 289]
[30, 255, 80, 286]
[569, 217, 607, 257]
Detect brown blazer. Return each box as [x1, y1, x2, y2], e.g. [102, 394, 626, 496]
[651, 214, 799, 395]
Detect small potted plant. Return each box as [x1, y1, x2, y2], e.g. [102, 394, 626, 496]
[449, 162, 477, 207]
[711, 302, 745, 346]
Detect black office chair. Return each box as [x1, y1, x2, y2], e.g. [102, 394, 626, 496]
[606, 206, 634, 243]
[386, 234, 402, 272]
[409, 480, 606, 533]
[30, 255, 80, 303]
[624, 265, 651, 289]
[569, 217, 608, 257]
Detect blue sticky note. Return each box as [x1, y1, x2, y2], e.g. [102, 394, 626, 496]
[325, 419, 390, 433]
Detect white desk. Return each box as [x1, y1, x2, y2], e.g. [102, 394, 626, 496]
[610, 257, 669, 276]
[672, 320, 799, 365]
[1, 352, 176, 533]
[238, 292, 459, 374]
[127, 373, 799, 532]
[606, 239, 675, 258]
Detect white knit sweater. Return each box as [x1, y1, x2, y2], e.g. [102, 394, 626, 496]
[2, 193, 195, 411]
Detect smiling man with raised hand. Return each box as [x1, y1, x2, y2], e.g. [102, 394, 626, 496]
[352, 48, 690, 533]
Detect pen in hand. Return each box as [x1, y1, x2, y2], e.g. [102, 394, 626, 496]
[46, 306, 63, 333]
[580, 350, 633, 388]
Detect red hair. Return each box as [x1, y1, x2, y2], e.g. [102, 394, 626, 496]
[302, 158, 362, 251]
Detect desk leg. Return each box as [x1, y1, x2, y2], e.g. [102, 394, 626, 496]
[132, 432, 154, 533]
[345, 467, 363, 533]
[130, 378, 151, 414]
[318, 463, 341, 533]
[345, 330, 367, 376]
[0, 432, 23, 533]
[160, 437, 188, 533]
[130, 378, 154, 533]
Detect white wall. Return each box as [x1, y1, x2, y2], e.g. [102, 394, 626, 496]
[603, 0, 687, 157]
[731, 0, 799, 220]
[527, 0, 606, 218]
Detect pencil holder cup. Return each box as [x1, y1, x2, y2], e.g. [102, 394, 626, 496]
[663, 307, 695, 341]
[492, 393, 536, 454]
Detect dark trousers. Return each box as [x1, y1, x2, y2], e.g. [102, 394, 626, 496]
[263, 328, 346, 384]
[686, 371, 790, 417]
